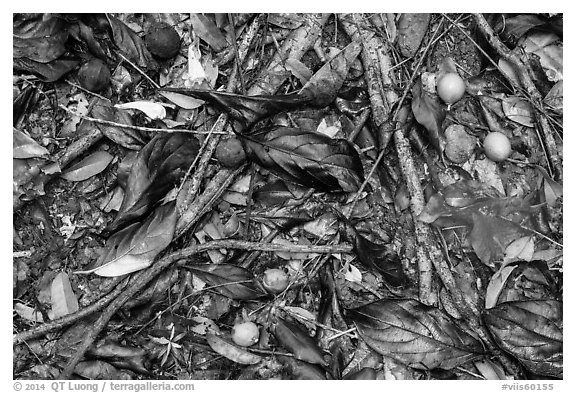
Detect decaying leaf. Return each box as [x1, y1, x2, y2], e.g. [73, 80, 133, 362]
[61, 150, 114, 182]
[241, 126, 364, 192]
[411, 78, 446, 153]
[80, 201, 178, 277]
[105, 132, 199, 234]
[299, 41, 363, 107]
[419, 180, 544, 264]
[185, 264, 266, 300]
[396, 13, 431, 58]
[50, 272, 79, 318]
[484, 300, 562, 378]
[349, 298, 485, 370]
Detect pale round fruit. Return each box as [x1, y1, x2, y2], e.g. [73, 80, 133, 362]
[231, 321, 260, 347]
[436, 72, 466, 105]
[262, 268, 289, 294]
[483, 132, 512, 162]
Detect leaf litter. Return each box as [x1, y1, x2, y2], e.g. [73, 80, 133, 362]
[13, 13, 562, 381]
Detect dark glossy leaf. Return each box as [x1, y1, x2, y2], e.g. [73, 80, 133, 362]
[277, 356, 327, 380]
[206, 334, 262, 365]
[298, 41, 362, 107]
[241, 126, 364, 192]
[484, 300, 562, 378]
[13, 15, 68, 63]
[14, 84, 40, 126]
[340, 220, 408, 288]
[76, 20, 107, 60]
[107, 15, 157, 70]
[61, 150, 113, 182]
[13, 57, 79, 82]
[81, 201, 177, 277]
[13, 14, 64, 39]
[411, 78, 446, 153]
[158, 88, 309, 128]
[349, 298, 485, 370]
[354, 233, 408, 288]
[158, 42, 361, 128]
[105, 132, 199, 234]
[91, 99, 145, 150]
[186, 264, 266, 300]
[273, 318, 328, 366]
[419, 180, 542, 264]
[253, 180, 308, 206]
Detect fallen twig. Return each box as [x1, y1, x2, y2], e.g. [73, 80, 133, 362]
[472, 14, 562, 180]
[56, 239, 352, 379]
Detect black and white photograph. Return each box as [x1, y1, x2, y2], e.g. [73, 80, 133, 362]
[12, 11, 563, 385]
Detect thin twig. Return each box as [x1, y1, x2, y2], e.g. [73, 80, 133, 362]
[58, 105, 223, 135]
[117, 52, 160, 89]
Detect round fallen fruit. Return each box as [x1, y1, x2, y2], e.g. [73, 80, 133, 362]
[436, 72, 466, 105]
[262, 268, 289, 294]
[214, 136, 247, 168]
[231, 321, 260, 347]
[77, 59, 111, 93]
[483, 132, 512, 162]
[146, 22, 181, 59]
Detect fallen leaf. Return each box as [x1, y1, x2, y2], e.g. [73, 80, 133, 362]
[50, 272, 79, 318]
[349, 298, 485, 370]
[61, 151, 114, 182]
[13, 128, 50, 158]
[484, 300, 562, 378]
[273, 318, 328, 366]
[241, 126, 364, 192]
[79, 201, 178, 277]
[412, 78, 446, 154]
[106, 132, 199, 234]
[206, 334, 261, 365]
[185, 264, 266, 300]
[115, 101, 166, 120]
